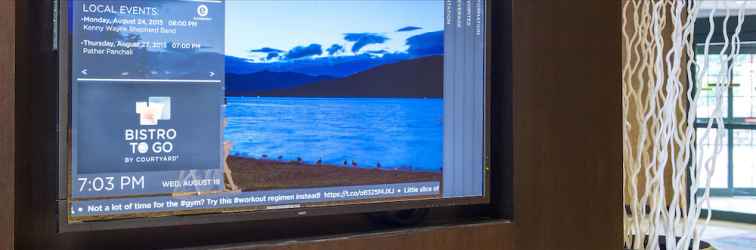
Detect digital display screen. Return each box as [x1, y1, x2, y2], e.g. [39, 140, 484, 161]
[63, 0, 487, 223]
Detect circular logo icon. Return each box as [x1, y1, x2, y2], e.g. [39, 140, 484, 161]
[197, 5, 209, 17]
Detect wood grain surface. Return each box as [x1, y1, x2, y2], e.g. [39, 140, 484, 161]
[511, 1, 623, 250]
[0, 0, 16, 249]
[198, 220, 514, 250]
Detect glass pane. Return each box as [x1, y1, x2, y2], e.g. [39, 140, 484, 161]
[697, 128, 729, 189]
[734, 130, 756, 188]
[732, 54, 756, 118]
[695, 54, 730, 119]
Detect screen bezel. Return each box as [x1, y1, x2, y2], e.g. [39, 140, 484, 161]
[56, 0, 493, 232]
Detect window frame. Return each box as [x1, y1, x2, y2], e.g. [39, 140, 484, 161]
[693, 14, 756, 198]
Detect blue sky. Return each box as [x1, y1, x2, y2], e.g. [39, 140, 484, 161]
[225, 1, 444, 61]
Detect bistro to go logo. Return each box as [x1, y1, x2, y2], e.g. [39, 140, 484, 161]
[127, 96, 177, 156]
[136, 97, 171, 126]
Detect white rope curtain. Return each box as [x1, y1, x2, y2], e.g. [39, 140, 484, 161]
[622, 0, 747, 249]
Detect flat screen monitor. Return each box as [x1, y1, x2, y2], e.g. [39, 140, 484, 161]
[58, 0, 490, 229]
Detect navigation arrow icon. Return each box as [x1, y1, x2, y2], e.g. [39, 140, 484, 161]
[209, 72, 215, 77]
[81, 69, 88, 75]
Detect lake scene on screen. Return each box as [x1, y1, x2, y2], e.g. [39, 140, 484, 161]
[222, 1, 445, 172]
[224, 97, 443, 171]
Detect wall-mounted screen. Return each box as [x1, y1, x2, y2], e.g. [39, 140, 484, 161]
[61, 0, 489, 225]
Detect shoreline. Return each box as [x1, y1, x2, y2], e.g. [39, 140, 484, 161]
[227, 156, 442, 192]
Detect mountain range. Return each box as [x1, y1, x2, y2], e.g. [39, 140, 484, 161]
[247, 55, 443, 98]
[225, 53, 412, 77]
[226, 71, 335, 96]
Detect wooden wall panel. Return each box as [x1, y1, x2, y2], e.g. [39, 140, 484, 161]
[196, 221, 513, 250]
[0, 0, 16, 249]
[511, 1, 623, 250]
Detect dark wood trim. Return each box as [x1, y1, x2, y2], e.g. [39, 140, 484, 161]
[0, 0, 16, 248]
[511, 1, 623, 250]
[188, 220, 514, 250]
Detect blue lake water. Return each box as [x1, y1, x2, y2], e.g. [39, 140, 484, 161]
[224, 97, 443, 172]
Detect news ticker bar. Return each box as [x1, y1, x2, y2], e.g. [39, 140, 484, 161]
[70, 181, 441, 217]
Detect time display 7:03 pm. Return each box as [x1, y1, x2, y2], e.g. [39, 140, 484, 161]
[76, 176, 145, 192]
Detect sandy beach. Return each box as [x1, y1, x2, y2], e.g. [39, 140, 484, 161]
[227, 156, 442, 191]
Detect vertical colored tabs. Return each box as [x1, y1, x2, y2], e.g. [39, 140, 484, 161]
[463, 0, 474, 196]
[443, 0, 486, 198]
[443, 0, 455, 198]
[453, 0, 465, 197]
[71, 0, 226, 198]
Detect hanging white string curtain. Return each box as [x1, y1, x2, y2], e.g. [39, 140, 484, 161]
[622, 0, 746, 249]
